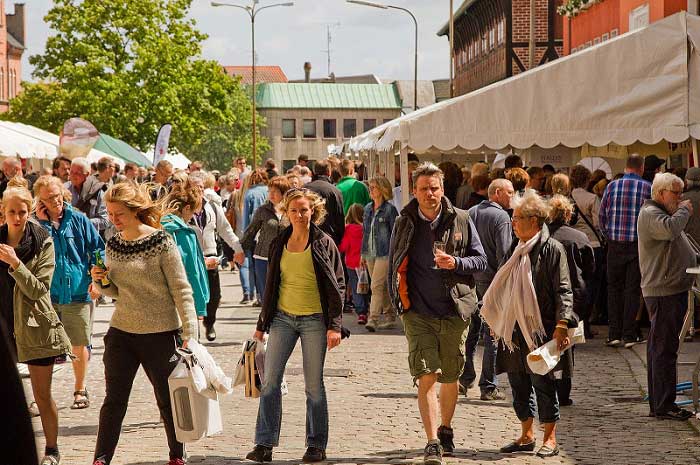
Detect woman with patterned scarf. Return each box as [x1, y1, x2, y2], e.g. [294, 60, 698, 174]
[481, 189, 578, 459]
[0, 186, 72, 465]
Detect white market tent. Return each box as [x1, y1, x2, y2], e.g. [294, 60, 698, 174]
[348, 12, 700, 205]
[0, 121, 125, 167]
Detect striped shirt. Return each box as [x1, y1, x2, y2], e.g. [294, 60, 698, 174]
[598, 173, 651, 242]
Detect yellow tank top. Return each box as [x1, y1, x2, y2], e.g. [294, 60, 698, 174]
[277, 245, 322, 316]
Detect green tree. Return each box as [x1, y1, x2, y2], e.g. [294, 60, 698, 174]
[3, 0, 266, 167]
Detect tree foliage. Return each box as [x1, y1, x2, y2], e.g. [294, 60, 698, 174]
[3, 0, 267, 169]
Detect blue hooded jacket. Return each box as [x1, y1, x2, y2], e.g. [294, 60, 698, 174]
[38, 203, 104, 304]
[161, 213, 210, 316]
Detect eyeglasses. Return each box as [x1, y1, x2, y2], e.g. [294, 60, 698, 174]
[512, 214, 532, 222]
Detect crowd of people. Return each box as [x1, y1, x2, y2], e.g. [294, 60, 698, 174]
[1, 149, 698, 465]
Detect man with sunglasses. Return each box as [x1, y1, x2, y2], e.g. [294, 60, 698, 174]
[637, 172, 696, 420]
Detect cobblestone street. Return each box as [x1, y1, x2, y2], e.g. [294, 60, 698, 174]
[33, 270, 700, 465]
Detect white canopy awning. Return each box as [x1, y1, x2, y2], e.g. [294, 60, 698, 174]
[0, 121, 124, 167]
[349, 11, 700, 154]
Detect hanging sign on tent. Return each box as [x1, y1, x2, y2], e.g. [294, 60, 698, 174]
[154, 124, 172, 165]
[59, 118, 100, 160]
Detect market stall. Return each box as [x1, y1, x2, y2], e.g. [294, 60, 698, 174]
[348, 12, 700, 206]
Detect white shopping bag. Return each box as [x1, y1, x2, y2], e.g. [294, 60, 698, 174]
[169, 355, 223, 443]
[526, 321, 586, 376]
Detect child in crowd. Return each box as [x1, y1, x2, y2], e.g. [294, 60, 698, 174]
[339, 203, 368, 324]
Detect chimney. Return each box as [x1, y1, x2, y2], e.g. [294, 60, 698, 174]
[7, 3, 26, 47]
[304, 62, 312, 83]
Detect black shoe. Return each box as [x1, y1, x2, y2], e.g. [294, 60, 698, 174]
[301, 447, 326, 463]
[536, 445, 559, 458]
[605, 338, 621, 347]
[423, 442, 443, 465]
[559, 398, 574, 407]
[458, 381, 474, 396]
[240, 294, 252, 305]
[246, 445, 272, 462]
[500, 440, 536, 453]
[205, 325, 216, 342]
[656, 407, 693, 421]
[252, 299, 262, 307]
[437, 425, 455, 456]
[624, 335, 646, 348]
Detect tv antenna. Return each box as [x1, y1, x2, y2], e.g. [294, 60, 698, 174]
[321, 22, 341, 77]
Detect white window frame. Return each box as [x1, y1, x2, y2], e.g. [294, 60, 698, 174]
[602, 32, 610, 41]
[629, 4, 649, 31]
[611, 28, 619, 37]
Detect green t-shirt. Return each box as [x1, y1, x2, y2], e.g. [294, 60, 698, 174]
[277, 246, 322, 316]
[337, 176, 371, 214]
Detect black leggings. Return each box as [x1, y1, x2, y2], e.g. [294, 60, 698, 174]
[94, 327, 183, 463]
[203, 269, 222, 328]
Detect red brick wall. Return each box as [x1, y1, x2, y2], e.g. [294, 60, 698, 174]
[511, 0, 551, 74]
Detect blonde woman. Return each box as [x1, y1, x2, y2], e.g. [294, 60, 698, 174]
[90, 182, 197, 465]
[0, 187, 72, 465]
[248, 188, 345, 464]
[361, 176, 399, 331]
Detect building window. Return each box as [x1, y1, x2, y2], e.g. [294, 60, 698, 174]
[363, 119, 377, 132]
[302, 119, 316, 138]
[629, 4, 649, 31]
[602, 32, 610, 41]
[498, 19, 505, 44]
[323, 119, 336, 138]
[282, 119, 296, 139]
[611, 28, 619, 37]
[593, 37, 601, 45]
[343, 119, 357, 138]
[383, 119, 393, 124]
[468, 44, 473, 62]
[482, 35, 487, 53]
[489, 27, 495, 49]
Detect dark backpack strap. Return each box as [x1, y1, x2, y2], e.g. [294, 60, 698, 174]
[75, 185, 106, 214]
[574, 203, 605, 245]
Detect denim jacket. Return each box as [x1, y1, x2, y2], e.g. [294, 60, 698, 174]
[362, 200, 398, 259]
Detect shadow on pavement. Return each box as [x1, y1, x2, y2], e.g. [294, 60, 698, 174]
[361, 392, 417, 399]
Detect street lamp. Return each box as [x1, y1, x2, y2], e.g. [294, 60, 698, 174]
[211, 1, 294, 169]
[347, 0, 418, 112]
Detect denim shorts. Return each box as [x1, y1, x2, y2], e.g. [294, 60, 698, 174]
[402, 311, 469, 384]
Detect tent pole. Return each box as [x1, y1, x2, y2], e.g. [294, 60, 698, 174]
[693, 137, 699, 168]
[400, 145, 410, 208]
[387, 149, 396, 191]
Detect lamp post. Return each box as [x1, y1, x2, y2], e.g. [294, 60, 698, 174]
[347, 0, 418, 112]
[211, 1, 294, 169]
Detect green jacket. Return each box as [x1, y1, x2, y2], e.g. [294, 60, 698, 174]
[337, 176, 370, 215]
[10, 236, 72, 362]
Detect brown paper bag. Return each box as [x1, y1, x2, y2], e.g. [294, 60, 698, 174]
[244, 350, 260, 398]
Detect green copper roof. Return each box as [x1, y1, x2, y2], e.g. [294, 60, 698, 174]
[256, 83, 402, 110]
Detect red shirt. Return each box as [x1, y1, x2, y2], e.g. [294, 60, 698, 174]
[338, 223, 363, 269]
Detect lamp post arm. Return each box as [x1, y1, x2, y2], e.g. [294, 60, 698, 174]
[252, 2, 294, 17]
[388, 6, 418, 111]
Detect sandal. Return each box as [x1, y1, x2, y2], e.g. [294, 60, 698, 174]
[71, 389, 90, 409]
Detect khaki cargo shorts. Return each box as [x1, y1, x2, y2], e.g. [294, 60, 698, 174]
[401, 311, 469, 385]
[54, 302, 91, 346]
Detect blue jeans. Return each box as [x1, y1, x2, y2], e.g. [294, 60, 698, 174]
[254, 258, 268, 305]
[238, 255, 251, 296]
[247, 252, 258, 299]
[460, 282, 497, 393]
[346, 268, 367, 315]
[255, 311, 329, 450]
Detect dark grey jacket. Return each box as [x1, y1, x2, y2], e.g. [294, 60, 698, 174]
[240, 201, 283, 259]
[388, 197, 487, 321]
[468, 200, 513, 284]
[495, 225, 578, 377]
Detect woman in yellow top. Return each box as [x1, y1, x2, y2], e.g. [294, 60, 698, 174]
[249, 188, 345, 464]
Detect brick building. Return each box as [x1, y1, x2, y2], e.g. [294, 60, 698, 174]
[562, 0, 694, 54]
[438, 0, 564, 96]
[0, 2, 25, 112]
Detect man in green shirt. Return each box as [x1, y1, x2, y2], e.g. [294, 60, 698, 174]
[337, 159, 371, 214]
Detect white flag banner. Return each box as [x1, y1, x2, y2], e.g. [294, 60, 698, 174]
[154, 124, 172, 165]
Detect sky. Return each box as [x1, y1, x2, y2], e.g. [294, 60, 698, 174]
[14, 0, 453, 83]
